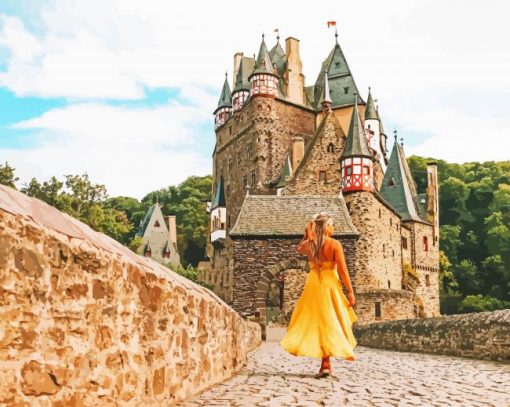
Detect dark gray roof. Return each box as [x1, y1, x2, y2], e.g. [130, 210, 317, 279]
[276, 156, 293, 188]
[269, 41, 286, 77]
[137, 204, 155, 236]
[212, 176, 226, 209]
[380, 142, 423, 221]
[251, 37, 275, 76]
[365, 89, 378, 120]
[341, 99, 373, 159]
[229, 194, 358, 237]
[233, 57, 254, 93]
[214, 75, 232, 113]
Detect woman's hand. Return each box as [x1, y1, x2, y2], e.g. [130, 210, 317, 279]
[347, 291, 356, 307]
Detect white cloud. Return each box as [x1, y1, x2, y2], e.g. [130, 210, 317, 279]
[1, 0, 509, 198]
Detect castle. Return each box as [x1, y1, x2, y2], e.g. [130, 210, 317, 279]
[199, 32, 440, 338]
[137, 202, 181, 267]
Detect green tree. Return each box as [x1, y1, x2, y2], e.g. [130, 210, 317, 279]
[0, 162, 19, 189]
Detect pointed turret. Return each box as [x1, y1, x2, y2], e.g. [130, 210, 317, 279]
[269, 37, 286, 77]
[340, 97, 375, 193]
[313, 35, 363, 109]
[210, 176, 227, 242]
[214, 73, 232, 129]
[232, 56, 254, 111]
[379, 133, 422, 221]
[249, 34, 279, 98]
[364, 88, 378, 120]
[276, 156, 293, 195]
[320, 72, 332, 111]
[364, 88, 386, 172]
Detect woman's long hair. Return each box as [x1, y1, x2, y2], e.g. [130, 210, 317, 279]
[308, 212, 331, 263]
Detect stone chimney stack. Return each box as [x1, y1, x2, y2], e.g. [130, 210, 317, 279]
[426, 162, 439, 245]
[284, 37, 305, 105]
[292, 136, 305, 173]
[233, 52, 243, 87]
[166, 215, 178, 248]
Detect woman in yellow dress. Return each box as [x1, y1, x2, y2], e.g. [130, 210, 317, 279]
[280, 212, 358, 378]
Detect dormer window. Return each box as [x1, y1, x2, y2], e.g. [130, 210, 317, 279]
[344, 87, 349, 94]
[154, 220, 160, 227]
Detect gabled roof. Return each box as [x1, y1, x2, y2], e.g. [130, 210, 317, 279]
[269, 41, 286, 77]
[365, 88, 378, 120]
[229, 195, 358, 237]
[380, 141, 423, 221]
[212, 176, 226, 209]
[233, 57, 254, 93]
[276, 156, 293, 188]
[341, 99, 373, 159]
[313, 40, 364, 109]
[252, 36, 276, 76]
[214, 74, 232, 113]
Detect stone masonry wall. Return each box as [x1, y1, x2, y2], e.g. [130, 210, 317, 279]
[353, 309, 510, 362]
[0, 187, 261, 406]
[354, 289, 418, 325]
[232, 236, 357, 318]
[284, 111, 345, 195]
[344, 192, 402, 292]
[404, 220, 440, 317]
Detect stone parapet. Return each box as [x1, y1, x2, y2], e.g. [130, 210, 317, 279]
[353, 309, 510, 362]
[0, 185, 261, 406]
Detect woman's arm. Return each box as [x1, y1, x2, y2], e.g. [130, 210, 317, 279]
[297, 236, 309, 255]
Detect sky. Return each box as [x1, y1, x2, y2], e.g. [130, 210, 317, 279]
[0, 0, 509, 199]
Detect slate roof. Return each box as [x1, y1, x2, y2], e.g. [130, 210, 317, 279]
[276, 156, 293, 188]
[365, 89, 378, 120]
[212, 176, 226, 209]
[269, 41, 286, 77]
[137, 204, 155, 237]
[380, 142, 423, 221]
[251, 37, 275, 76]
[229, 195, 358, 237]
[233, 57, 254, 93]
[215, 74, 232, 113]
[312, 40, 364, 109]
[341, 99, 373, 159]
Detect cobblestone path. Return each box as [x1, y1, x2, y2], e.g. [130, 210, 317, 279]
[179, 327, 510, 407]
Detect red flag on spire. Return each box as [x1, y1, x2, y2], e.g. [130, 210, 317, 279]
[327, 21, 336, 28]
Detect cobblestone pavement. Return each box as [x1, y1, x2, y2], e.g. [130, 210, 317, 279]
[179, 327, 510, 407]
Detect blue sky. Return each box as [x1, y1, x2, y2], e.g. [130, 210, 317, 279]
[1, 0, 509, 198]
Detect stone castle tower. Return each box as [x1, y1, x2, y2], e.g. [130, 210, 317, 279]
[199, 32, 440, 337]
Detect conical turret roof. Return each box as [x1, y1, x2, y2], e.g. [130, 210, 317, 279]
[233, 57, 255, 93]
[277, 156, 293, 188]
[252, 36, 276, 76]
[269, 40, 286, 77]
[214, 74, 232, 113]
[319, 72, 332, 106]
[365, 88, 378, 120]
[341, 98, 372, 159]
[380, 140, 423, 221]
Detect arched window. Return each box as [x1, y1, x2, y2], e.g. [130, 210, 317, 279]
[327, 143, 335, 153]
[154, 220, 160, 227]
[425, 274, 430, 286]
[423, 236, 429, 252]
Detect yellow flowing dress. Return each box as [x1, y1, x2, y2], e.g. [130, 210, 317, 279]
[280, 260, 358, 360]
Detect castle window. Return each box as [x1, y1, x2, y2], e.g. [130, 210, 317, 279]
[346, 166, 352, 176]
[154, 220, 160, 227]
[228, 126, 232, 135]
[247, 145, 253, 157]
[319, 171, 326, 181]
[390, 218, 392, 226]
[327, 143, 335, 153]
[250, 170, 256, 186]
[228, 158, 233, 171]
[423, 236, 429, 252]
[392, 249, 395, 257]
[363, 165, 370, 175]
[382, 243, 385, 253]
[344, 87, 349, 94]
[402, 237, 408, 249]
[226, 185, 230, 197]
[242, 175, 247, 187]
[396, 223, 399, 231]
[388, 280, 391, 289]
[425, 274, 430, 286]
[379, 208, 382, 218]
[236, 153, 241, 165]
[375, 302, 381, 318]
[346, 202, 351, 213]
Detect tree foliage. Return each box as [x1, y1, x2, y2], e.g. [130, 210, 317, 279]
[409, 156, 510, 314]
[0, 162, 19, 189]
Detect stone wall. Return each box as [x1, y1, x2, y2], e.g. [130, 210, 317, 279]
[344, 191, 403, 291]
[353, 309, 510, 362]
[354, 289, 419, 324]
[0, 186, 261, 406]
[231, 236, 357, 318]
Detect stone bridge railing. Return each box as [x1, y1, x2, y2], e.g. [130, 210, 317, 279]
[353, 309, 510, 362]
[0, 185, 261, 405]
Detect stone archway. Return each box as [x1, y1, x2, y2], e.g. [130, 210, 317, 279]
[254, 259, 309, 340]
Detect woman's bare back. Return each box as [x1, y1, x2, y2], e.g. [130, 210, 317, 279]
[306, 237, 337, 265]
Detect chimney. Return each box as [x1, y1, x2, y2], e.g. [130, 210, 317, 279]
[233, 52, 243, 87]
[166, 215, 178, 247]
[284, 37, 305, 105]
[426, 162, 439, 245]
[292, 136, 305, 173]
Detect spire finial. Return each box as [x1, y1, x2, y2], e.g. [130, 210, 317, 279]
[262, 32, 265, 40]
[394, 129, 398, 142]
[400, 137, 404, 147]
[335, 26, 338, 41]
[368, 86, 371, 93]
[225, 70, 228, 78]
